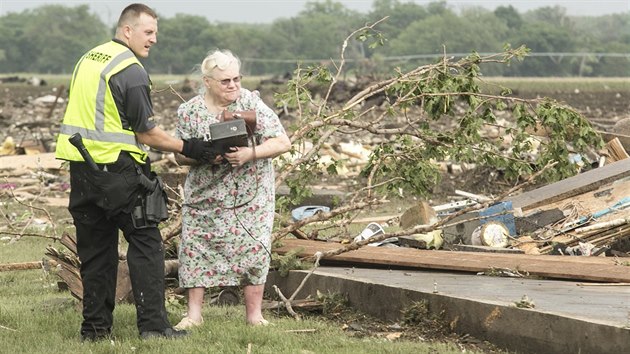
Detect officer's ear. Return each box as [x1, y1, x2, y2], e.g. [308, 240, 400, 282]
[122, 25, 133, 40]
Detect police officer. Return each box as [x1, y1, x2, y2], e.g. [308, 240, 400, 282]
[55, 3, 210, 340]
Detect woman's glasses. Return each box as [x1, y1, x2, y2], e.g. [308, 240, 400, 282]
[210, 75, 242, 86]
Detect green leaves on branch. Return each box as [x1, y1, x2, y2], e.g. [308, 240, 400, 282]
[270, 247, 308, 277]
[356, 28, 387, 49]
[275, 29, 602, 209]
[532, 100, 603, 180]
[363, 138, 443, 198]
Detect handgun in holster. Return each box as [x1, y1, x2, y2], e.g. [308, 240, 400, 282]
[131, 166, 169, 229]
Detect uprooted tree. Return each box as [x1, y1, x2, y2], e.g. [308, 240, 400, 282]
[269, 18, 603, 254]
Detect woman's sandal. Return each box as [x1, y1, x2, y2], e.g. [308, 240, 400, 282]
[174, 316, 204, 330]
[250, 319, 271, 326]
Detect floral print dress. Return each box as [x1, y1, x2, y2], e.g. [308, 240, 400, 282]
[176, 88, 286, 287]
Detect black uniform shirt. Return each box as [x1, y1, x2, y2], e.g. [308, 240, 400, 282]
[108, 39, 156, 133]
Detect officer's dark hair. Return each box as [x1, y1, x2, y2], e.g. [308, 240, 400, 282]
[117, 3, 158, 28]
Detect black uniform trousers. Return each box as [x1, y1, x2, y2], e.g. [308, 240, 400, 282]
[68, 152, 171, 336]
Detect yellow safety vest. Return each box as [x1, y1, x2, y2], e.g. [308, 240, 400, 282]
[56, 41, 148, 165]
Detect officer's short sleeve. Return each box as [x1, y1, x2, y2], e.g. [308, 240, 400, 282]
[109, 64, 156, 133]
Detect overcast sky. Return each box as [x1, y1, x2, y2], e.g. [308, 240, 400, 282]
[1, 0, 628, 24]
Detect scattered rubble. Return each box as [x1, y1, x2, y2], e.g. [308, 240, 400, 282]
[1, 80, 629, 303]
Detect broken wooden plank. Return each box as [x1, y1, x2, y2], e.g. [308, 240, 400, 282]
[506, 158, 630, 211]
[57, 265, 82, 301]
[0, 260, 58, 271]
[605, 137, 629, 163]
[274, 239, 630, 283]
[60, 232, 77, 255]
[0, 152, 62, 171]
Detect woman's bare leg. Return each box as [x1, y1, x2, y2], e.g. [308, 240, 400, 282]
[244, 284, 266, 324]
[186, 287, 205, 322]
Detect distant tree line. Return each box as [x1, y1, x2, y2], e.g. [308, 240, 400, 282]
[0, 0, 628, 77]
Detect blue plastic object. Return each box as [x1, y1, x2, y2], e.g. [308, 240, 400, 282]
[291, 205, 330, 221]
[479, 201, 516, 236]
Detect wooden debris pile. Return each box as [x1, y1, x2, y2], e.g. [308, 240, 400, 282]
[1, 88, 65, 156]
[337, 157, 630, 260]
[271, 159, 630, 286]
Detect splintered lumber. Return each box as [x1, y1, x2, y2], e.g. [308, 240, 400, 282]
[538, 224, 630, 254]
[605, 137, 629, 163]
[57, 264, 82, 301]
[60, 232, 77, 254]
[46, 232, 134, 303]
[506, 158, 630, 211]
[274, 239, 630, 283]
[0, 260, 58, 272]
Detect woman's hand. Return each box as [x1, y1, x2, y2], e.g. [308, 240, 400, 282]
[224, 146, 254, 167]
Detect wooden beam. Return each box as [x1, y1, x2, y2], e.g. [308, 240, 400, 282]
[274, 239, 630, 283]
[506, 158, 630, 211]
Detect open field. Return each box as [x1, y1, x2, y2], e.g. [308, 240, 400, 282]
[482, 77, 629, 125]
[2, 75, 628, 129]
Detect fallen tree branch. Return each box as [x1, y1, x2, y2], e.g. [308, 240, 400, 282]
[272, 252, 323, 320]
[272, 285, 300, 320]
[3, 178, 60, 242]
[0, 231, 61, 241]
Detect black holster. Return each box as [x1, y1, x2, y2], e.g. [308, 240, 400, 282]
[132, 172, 169, 229]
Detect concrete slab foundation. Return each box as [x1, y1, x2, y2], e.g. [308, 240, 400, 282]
[266, 267, 630, 354]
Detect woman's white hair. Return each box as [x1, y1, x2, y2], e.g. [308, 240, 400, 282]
[200, 49, 241, 76]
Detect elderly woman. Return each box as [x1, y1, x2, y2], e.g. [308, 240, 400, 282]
[174, 49, 291, 328]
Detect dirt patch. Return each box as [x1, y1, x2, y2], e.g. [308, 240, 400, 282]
[300, 295, 507, 353]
